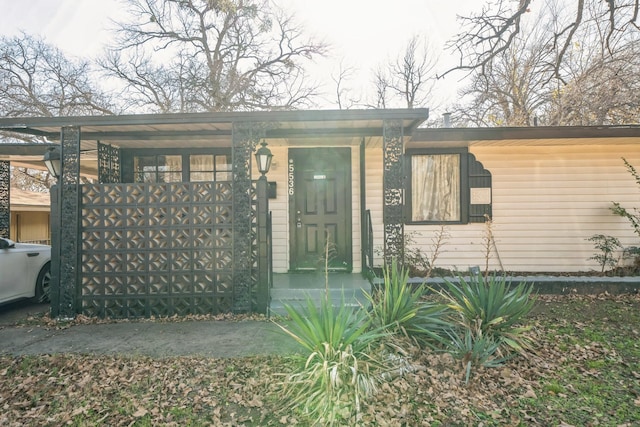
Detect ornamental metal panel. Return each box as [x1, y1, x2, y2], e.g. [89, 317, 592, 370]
[383, 119, 404, 265]
[57, 126, 81, 318]
[0, 161, 9, 239]
[98, 142, 121, 183]
[79, 182, 236, 318]
[468, 153, 492, 223]
[232, 122, 263, 313]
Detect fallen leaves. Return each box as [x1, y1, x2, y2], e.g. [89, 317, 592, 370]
[1, 293, 639, 425]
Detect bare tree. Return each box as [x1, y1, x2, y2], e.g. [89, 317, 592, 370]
[452, 1, 640, 127]
[542, 4, 640, 126]
[456, 23, 554, 126]
[0, 33, 115, 120]
[445, 0, 640, 82]
[331, 60, 360, 110]
[0, 33, 112, 189]
[100, 0, 326, 113]
[371, 66, 390, 109]
[372, 36, 437, 109]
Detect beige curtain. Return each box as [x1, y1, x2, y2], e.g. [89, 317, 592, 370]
[161, 155, 182, 182]
[190, 155, 214, 182]
[412, 154, 460, 221]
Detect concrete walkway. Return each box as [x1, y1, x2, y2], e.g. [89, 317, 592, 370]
[0, 303, 301, 359]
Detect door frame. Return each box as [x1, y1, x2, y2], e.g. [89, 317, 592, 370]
[288, 147, 352, 272]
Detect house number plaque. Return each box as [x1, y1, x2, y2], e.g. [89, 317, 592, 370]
[288, 159, 295, 196]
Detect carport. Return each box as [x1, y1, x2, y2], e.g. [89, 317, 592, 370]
[0, 143, 59, 241]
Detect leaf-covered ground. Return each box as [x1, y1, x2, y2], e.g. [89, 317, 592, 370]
[1, 293, 639, 426]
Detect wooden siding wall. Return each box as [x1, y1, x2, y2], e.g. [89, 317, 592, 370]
[268, 145, 362, 274]
[367, 143, 640, 272]
[10, 211, 51, 243]
[261, 146, 289, 273]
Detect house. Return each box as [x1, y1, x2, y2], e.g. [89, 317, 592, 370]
[0, 109, 638, 319]
[10, 187, 51, 244]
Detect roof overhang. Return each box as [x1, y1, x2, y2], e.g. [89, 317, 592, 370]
[409, 125, 640, 148]
[0, 143, 62, 174]
[0, 109, 430, 150]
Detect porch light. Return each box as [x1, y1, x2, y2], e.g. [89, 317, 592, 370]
[43, 146, 61, 179]
[255, 140, 273, 176]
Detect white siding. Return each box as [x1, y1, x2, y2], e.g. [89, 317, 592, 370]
[351, 147, 362, 273]
[474, 144, 640, 272]
[365, 148, 385, 262]
[365, 143, 640, 272]
[265, 146, 290, 273]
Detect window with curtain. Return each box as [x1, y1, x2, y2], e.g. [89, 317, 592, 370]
[411, 153, 461, 222]
[189, 154, 232, 182]
[134, 155, 182, 183]
[132, 152, 231, 183]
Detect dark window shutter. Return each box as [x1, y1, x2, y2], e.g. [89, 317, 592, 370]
[468, 153, 492, 223]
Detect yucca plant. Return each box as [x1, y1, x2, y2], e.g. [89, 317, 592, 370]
[365, 260, 449, 347]
[446, 328, 508, 384]
[438, 274, 536, 355]
[274, 291, 391, 425]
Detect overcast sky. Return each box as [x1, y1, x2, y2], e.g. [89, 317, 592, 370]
[0, 0, 485, 112]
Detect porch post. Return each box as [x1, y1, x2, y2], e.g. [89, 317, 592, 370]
[382, 119, 404, 266]
[52, 126, 81, 319]
[256, 174, 269, 314]
[0, 161, 9, 239]
[231, 122, 262, 313]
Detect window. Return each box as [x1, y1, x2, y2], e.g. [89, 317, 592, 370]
[134, 155, 182, 183]
[129, 151, 231, 183]
[189, 154, 232, 182]
[411, 153, 461, 222]
[406, 148, 492, 224]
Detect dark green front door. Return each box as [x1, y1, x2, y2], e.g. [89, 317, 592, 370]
[289, 148, 352, 271]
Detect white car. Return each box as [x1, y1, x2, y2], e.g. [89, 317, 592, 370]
[0, 237, 51, 305]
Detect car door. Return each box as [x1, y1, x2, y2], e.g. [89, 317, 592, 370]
[0, 246, 30, 303]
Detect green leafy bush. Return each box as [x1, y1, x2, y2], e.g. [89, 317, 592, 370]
[438, 274, 536, 355]
[275, 292, 391, 425]
[587, 234, 622, 272]
[611, 158, 640, 238]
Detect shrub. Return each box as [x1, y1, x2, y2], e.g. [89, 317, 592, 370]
[587, 234, 622, 273]
[274, 292, 391, 425]
[438, 274, 536, 356]
[365, 260, 448, 347]
[611, 158, 640, 238]
[445, 328, 508, 384]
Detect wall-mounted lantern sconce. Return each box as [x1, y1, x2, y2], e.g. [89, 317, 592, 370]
[255, 140, 273, 176]
[43, 146, 61, 179]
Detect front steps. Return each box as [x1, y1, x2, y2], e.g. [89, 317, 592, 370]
[269, 273, 372, 317]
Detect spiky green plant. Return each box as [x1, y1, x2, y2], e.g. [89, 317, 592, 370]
[445, 328, 507, 384]
[365, 260, 449, 347]
[438, 274, 536, 355]
[274, 292, 391, 425]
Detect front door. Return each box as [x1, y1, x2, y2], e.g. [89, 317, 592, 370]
[289, 148, 352, 271]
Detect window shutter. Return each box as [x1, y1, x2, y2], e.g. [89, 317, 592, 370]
[468, 153, 492, 223]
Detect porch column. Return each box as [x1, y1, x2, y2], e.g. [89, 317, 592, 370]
[382, 119, 404, 266]
[51, 126, 81, 319]
[231, 122, 263, 313]
[255, 174, 269, 314]
[0, 161, 9, 239]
